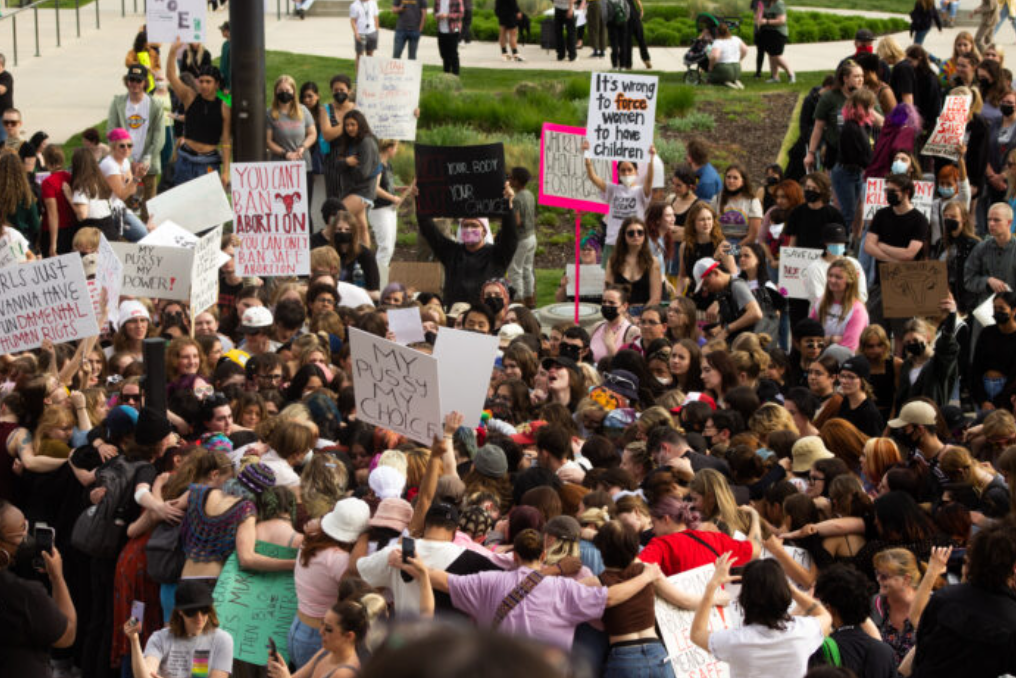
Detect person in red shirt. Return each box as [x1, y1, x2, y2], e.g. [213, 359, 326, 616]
[39, 145, 76, 256]
[638, 495, 761, 575]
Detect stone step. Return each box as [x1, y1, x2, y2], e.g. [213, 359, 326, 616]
[306, 0, 352, 17]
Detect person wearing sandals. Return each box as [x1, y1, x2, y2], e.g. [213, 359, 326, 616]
[496, 0, 525, 61]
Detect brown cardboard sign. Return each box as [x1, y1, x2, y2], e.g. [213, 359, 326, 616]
[880, 260, 949, 318]
[388, 261, 444, 294]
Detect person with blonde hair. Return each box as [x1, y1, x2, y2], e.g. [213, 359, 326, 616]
[871, 548, 927, 666]
[811, 259, 867, 351]
[688, 468, 750, 536]
[748, 403, 799, 444]
[261, 419, 321, 492]
[300, 454, 351, 520]
[938, 446, 1010, 517]
[876, 35, 906, 65]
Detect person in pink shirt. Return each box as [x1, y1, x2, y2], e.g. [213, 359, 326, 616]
[810, 258, 868, 352]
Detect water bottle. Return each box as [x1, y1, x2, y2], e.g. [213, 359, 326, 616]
[353, 262, 365, 288]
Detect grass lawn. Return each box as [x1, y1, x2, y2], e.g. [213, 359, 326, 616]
[536, 269, 564, 308]
[788, 0, 911, 13]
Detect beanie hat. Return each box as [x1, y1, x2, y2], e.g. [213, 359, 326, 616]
[473, 444, 508, 478]
[135, 407, 173, 446]
[237, 462, 276, 495]
[369, 465, 406, 500]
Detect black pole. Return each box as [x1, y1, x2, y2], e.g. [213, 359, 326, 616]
[229, 0, 266, 163]
[142, 338, 167, 416]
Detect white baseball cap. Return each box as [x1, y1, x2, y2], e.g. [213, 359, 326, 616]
[693, 258, 722, 293]
[239, 306, 273, 333]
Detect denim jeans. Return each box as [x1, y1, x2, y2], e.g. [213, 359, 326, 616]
[914, 28, 930, 44]
[507, 233, 537, 298]
[393, 28, 421, 59]
[996, 3, 1016, 35]
[175, 145, 222, 185]
[940, 0, 957, 19]
[830, 164, 864, 235]
[857, 222, 876, 281]
[122, 209, 148, 242]
[288, 616, 322, 670]
[604, 640, 676, 678]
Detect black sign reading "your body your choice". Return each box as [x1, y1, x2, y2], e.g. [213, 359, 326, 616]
[414, 143, 509, 218]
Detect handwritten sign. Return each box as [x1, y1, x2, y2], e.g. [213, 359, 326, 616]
[146, 173, 233, 234]
[111, 242, 194, 301]
[862, 177, 935, 221]
[232, 161, 310, 277]
[414, 143, 508, 218]
[0, 255, 99, 353]
[778, 247, 823, 299]
[95, 235, 124, 328]
[190, 225, 223, 319]
[922, 94, 971, 161]
[880, 260, 949, 318]
[586, 72, 658, 162]
[655, 564, 741, 678]
[212, 545, 299, 666]
[433, 327, 499, 428]
[146, 0, 206, 44]
[565, 264, 606, 298]
[349, 327, 442, 442]
[356, 56, 422, 140]
[539, 124, 611, 213]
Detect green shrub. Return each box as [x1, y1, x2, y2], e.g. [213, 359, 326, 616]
[655, 135, 686, 168]
[666, 110, 716, 132]
[421, 72, 463, 93]
[657, 86, 696, 118]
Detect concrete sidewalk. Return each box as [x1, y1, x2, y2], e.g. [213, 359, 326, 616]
[3, 1, 1001, 143]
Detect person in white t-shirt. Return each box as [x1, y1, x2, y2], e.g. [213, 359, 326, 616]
[708, 22, 748, 89]
[350, 0, 380, 69]
[582, 139, 655, 256]
[99, 128, 149, 242]
[691, 553, 831, 678]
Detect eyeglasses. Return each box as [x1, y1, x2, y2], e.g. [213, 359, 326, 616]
[2, 119, 19, 127]
[874, 572, 894, 582]
[839, 372, 859, 381]
[127, 77, 145, 84]
[194, 384, 215, 399]
[181, 607, 211, 617]
[808, 474, 825, 484]
[626, 229, 645, 237]
[120, 392, 142, 404]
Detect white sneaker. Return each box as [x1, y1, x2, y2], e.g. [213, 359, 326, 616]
[513, 54, 525, 62]
[766, 77, 780, 83]
[789, 74, 796, 83]
[724, 81, 739, 89]
[734, 80, 744, 89]
[502, 53, 511, 61]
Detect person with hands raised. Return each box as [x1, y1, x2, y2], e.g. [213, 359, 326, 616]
[583, 141, 655, 252]
[692, 552, 830, 678]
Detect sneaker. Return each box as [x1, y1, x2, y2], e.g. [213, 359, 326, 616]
[502, 52, 511, 61]
[513, 53, 525, 62]
[733, 80, 745, 89]
[724, 81, 739, 89]
[789, 74, 796, 83]
[766, 77, 781, 84]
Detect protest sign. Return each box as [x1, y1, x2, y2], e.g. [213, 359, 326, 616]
[212, 545, 299, 666]
[0, 230, 29, 269]
[146, 0, 206, 45]
[111, 242, 194, 301]
[565, 264, 606, 298]
[232, 161, 310, 277]
[0, 255, 99, 353]
[414, 143, 509, 218]
[880, 260, 949, 318]
[585, 72, 659, 163]
[388, 307, 426, 345]
[922, 94, 971, 161]
[539, 124, 611, 213]
[862, 177, 935, 221]
[190, 226, 223, 319]
[973, 293, 997, 328]
[146, 172, 233, 234]
[433, 327, 499, 428]
[655, 564, 741, 678]
[356, 56, 423, 140]
[95, 236, 124, 327]
[778, 247, 823, 299]
[349, 328, 443, 442]
[387, 262, 443, 293]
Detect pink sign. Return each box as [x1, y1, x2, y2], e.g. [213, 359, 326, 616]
[539, 123, 611, 214]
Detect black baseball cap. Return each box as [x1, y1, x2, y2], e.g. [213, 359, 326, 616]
[855, 28, 875, 42]
[822, 223, 849, 244]
[424, 502, 460, 529]
[175, 580, 214, 611]
[541, 356, 580, 372]
[126, 64, 148, 81]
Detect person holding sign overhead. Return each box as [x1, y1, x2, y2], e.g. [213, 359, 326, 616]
[582, 140, 654, 256]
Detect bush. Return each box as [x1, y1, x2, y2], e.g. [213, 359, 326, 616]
[666, 111, 716, 132]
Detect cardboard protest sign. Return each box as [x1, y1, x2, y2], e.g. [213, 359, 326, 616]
[190, 226, 223, 319]
[349, 328, 443, 442]
[0, 255, 99, 353]
[880, 260, 949, 318]
[111, 242, 194, 301]
[232, 161, 310, 277]
[565, 264, 606, 298]
[212, 546, 299, 666]
[433, 327, 499, 428]
[147, 0, 206, 44]
[388, 307, 426, 345]
[95, 236, 124, 327]
[862, 177, 935, 221]
[586, 72, 659, 163]
[387, 261, 443, 293]
[414, 143, 509, 218]
[146, 172, 233, 234]
[778, 247, 824, 299]
[356, 56, 423, 140]
[655, 564, 741, 678]
[922, 94, 970, 161]
[539, 124, 611, 213]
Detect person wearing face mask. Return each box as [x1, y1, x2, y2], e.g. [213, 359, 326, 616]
[806, 61, 864, 173]
[267, 74, 319, 208]
[0, 499, 76, 677]
[480, 278, 511, 328]
[323, 210, 381, 301]
[928, 153, 971, 256]
[583, 141, 655, 252]
[590, 284, 639, 361]
[412, 182, 518, 308]
[938, 201, 981, 313]
[560, 326, 593, 364]
[803, 224, 868, 315]
[970, 290, 1016, 411]
[894, 303, 960, 414]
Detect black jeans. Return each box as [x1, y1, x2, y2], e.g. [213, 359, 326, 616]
[81, 555, 118, 678]
[554, 7, 577, 60]
[627, 8, 650, 64]
[438, 32, 460, 74]
[608, 21, 631, 68]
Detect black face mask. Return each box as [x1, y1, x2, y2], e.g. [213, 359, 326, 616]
[424, 330, 438, 345]
[559, 344, 582, 361]
[904, 340, 926, 357]
[803, 189, 821, 204]
[600, 305, 620, 321]
[979, 77, 992, 91]
[484, 296, 505, 315]
[276, 91, 294, 104]
[486, 397, 514, 423]
[333, 231, 353, 245]
[1002, 104, 1016, 118]
[994, 311, 1012, 326]
[944, 218, 961, 234]
[890, 426, 916, 453]
[886, 192, 902, 207]
[766, 176, 778, 186]
[333, 91, 349, 104]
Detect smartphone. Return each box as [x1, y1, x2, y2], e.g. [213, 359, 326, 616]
[267, 637, 278, 661]
[400, 536, 416, 583]
[130, 601, 145, 632]
[33, 523, 55, 554]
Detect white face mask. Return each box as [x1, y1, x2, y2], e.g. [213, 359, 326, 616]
[620, 174, 637, 187]
[890, 159, 908, 175]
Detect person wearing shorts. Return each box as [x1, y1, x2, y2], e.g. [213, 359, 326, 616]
[758, 0, 794, 83]
[350, 0, 380, 70]
[496, 0, 524, 61]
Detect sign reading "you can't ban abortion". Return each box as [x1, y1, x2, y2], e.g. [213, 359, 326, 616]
[231, 161, 310, 277]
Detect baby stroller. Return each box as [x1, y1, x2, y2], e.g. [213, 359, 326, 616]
[684, 13, 743, 84]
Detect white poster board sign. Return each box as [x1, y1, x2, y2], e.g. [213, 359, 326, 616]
[922, 94, 971, 161]
[356, 56, 423, 141]
[146, 172, 233, 234]
[388, 307, 425, 345]
[565, 264, 606, 298]
[585, 72, 658, 163]
[111, 242, 194, 301]
[862, 178, 935, 221]
[146, 0, 206, 44]
[0, 255, 99, 353]
[0, 230, 30, 269]
[778, 247, 824, 299]
[190, 225, 223, 318]
[96, 235, 124, 327]
[349, 328, 443, 442]
[231, 162, 310, 277]
[433, 327, 499, 428]
[655, 564, 742, 678]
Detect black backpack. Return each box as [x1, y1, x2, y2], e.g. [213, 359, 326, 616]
[71, 455, 147, 559]
[146, 521, 186, 584]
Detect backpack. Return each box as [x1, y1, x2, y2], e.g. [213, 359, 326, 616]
[146, 521, 186, 584]
[606, 0, 630, 27]
[71, 455, 147, 559]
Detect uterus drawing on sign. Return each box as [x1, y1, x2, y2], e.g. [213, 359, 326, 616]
[274, 192, 302, 215]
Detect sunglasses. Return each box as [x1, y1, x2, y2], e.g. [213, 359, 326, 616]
[626, 229, 645, 237]
[181, 606, 211, 617]
[2, 120, 19, 127]
[120, 393, 142, 403]
[808, 475, 825, 484]
[119, 143, 134, 149]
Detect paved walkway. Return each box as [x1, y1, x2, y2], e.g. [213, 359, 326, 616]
[1, 1, 1000, 142]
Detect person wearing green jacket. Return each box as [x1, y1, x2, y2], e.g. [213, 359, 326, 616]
[107, 64, 165, 220]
